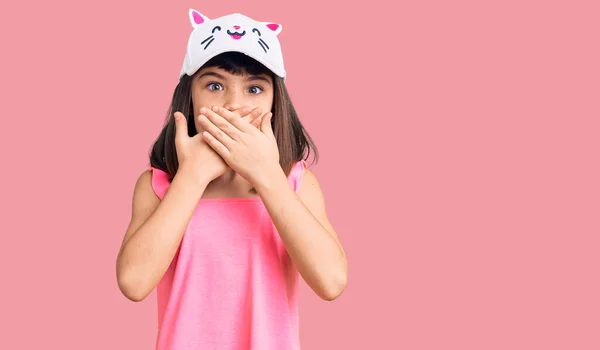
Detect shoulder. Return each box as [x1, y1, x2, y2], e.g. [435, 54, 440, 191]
[298, 167, 326, 206]
[133, 168, 161, 204]
[136, 168, 153, 186]
[144, 166, 171, 200]
[300, 168, 319, 190]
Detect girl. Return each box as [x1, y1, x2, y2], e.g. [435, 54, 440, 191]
[116, 10, 347, 350]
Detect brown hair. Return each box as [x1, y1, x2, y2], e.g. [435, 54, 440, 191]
[148, 52, 318, 181]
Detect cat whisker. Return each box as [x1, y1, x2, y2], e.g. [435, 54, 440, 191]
[258, 40, 268, 53]
[201, 35, 214, 45]
[204, 38, 215, 50]
[258, 39, 269, 50]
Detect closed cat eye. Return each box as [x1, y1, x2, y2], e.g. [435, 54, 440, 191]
[212, 26, 222, 33]
[252, 28, 261, 36]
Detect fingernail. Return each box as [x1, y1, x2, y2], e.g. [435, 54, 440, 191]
[212, 106, 219, 112]
[200, 107, 206, 114]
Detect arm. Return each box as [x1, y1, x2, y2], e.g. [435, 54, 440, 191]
[255, 166, 348, 301]
[116, 167, 210, 302]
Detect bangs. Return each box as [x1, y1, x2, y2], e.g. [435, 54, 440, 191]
[202, 51, 273, 77]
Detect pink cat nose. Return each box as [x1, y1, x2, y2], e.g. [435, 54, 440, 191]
[233, 25, 240, 30]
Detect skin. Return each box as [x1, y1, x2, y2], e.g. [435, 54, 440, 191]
[116, 67, 347, 302]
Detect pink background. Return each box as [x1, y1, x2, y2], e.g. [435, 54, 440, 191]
[1, 0, 598, 349]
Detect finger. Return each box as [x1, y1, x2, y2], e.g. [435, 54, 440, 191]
[223, 106, 253, 123]
[219, 106, 262, 124]
[260, 112, 275, 137]
[174, 112, 188, 143]
[201, 107, 241, 139]
[241, 107, 263, 131]
[198, 113, 235, 148]
[202, 131, 231, 161]
[250, 116, 262, 128]
[213, 105, 261, 133]
[232, 106, 252, 118]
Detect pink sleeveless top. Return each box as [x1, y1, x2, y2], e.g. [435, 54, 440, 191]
[149, 160, 306, 350]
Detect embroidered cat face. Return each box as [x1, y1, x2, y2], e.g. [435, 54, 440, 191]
[179, 10, 286, 80]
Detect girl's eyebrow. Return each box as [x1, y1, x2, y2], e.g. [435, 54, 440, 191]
[197, 71, 226, 80]
[246, 75, 272, 84]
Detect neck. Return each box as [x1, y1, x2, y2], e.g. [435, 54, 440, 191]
[212, 167, 238, 184]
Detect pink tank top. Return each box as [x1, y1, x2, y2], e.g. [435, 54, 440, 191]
[149, 160, 306, 350]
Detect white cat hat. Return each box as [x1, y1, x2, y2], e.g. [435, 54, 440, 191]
[179, 10, 286, 80]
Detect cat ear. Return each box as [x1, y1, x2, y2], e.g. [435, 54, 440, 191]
[188, 9, 210, 28]
[262, 22, 282, 35]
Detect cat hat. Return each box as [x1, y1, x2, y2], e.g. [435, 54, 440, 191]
[179, 10, 286, 80]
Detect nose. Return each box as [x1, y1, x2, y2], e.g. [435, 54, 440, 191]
[223, 92, 243, 112]
[223, 103, 241, 112]
[233, 25, 240, 30]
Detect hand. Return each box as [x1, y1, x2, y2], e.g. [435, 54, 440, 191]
[173, 107, 263, 182]
[199, 105, 281, 188]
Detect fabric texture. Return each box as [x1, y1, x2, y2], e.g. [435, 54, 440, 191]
[151, 160, 307, 350]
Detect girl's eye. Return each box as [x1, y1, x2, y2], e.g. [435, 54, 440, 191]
[248, 86, 263, 94]
[207, 82, 223, 91]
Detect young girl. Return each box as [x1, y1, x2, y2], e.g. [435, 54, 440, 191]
[116, 10, 347, 350]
